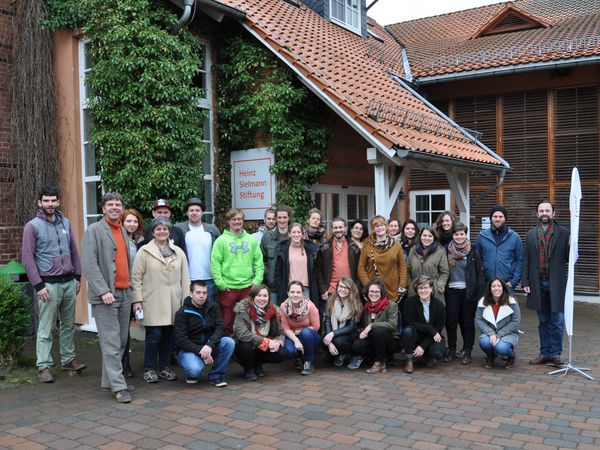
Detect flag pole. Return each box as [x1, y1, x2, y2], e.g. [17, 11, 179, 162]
[547, 167, 593, 380]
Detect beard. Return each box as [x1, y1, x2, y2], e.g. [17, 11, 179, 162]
[41, 206, 55, 217]
[539, 216, 551, 224]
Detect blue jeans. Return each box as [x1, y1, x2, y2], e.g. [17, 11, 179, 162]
[144, 325, 174, 371]
[177, 337, 235, 381]
[537, 280, 564, 359]
[284, 328, 320, 363]
[479, 335, 515, 358]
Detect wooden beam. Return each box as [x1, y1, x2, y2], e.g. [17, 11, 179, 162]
[547, 89, 555, 203]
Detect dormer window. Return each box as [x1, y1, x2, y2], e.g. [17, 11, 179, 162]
[471, 4, 549, 39]
[330, 0, 360, 33]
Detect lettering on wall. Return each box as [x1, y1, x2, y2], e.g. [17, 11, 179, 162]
[231, 148, 276, 220]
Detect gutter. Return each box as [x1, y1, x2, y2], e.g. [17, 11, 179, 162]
[395, 148, 509, 174]
[392, 74, 510, 171]
[416, 55, 600, 85]
[196, 0, 247, 20]
[174, 0, 195, 32]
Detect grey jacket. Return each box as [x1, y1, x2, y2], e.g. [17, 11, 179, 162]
[475, 297, 521, 346]
[81, 219, 133, 304]
[175, 220, 221, 244]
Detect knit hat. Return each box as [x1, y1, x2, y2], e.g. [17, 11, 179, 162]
[150, 218, 172, 231]
[490, 205, 508, 220]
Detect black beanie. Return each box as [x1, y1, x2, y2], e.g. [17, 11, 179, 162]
[490, 205, 508, 220]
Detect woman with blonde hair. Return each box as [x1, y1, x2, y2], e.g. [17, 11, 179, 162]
[322, 278, 363, 368]
[358, 215, 407, 302]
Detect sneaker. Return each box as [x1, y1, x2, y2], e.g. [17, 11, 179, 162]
[333, 354, 345, 367]
[38, 367, 54, 383]
[102, 385, 135, 392]
[347, 356, 363, 370]
[300, 361, 314, 375]
[210, 378, 228, 387]
[62, 359, 86, 371]
[185, 377, 198, 384]
[158, 367, 177, 381]
[293, 358, 303, 370]
[143, 370, 159, 383]
[244, 369, 258, 381]
[366, 361, 386, 374]
[114, 389, 131, 403]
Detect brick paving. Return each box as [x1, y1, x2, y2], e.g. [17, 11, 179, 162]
[1, 299, 600, 449]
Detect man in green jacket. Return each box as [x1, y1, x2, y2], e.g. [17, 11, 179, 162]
[211, 208, 264, 335]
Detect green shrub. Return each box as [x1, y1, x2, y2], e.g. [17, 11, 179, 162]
[0, 277, 31, 367]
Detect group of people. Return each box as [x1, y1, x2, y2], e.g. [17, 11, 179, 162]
[22, 186, 570, 404]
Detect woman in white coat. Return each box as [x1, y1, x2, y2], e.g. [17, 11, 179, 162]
[132, 218, 190, 383]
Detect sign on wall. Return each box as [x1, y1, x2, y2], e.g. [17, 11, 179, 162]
[231, 147, 276, 220]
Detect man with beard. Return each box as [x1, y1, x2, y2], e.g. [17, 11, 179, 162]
[475, 205, 523, 291]
[522, 200, 569, 366]
[22, 186, 86, 383]
[316, 217, 360, 302]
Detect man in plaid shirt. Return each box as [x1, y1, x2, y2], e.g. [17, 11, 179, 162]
[522, 201, 570, 366]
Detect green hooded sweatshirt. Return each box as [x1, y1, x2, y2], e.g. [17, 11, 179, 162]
[210, 229, 264, 290]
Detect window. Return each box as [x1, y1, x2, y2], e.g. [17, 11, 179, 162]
[79, 41, 102, 228]
[410, 190, 450, 230]
[330, 0, 360, 33]
[312, 185, 373, 231]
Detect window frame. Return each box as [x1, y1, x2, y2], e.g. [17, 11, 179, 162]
[409, 189, 451, 230]
[329, 0, 361, 35]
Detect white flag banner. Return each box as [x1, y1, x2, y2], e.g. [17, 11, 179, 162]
[564, 167, 581, 337]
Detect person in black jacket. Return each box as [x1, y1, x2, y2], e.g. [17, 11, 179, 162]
[444, 223, 485, 365]
[402, 276, 446, 373]
[174, 281, 235, 387]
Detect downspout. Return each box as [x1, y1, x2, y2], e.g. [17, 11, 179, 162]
[174, 0, 195, 32]
[472, 168, 506, 204]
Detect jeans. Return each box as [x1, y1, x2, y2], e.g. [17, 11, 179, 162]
[36, 279, 77, 368]
[479, 335, 515, 358]
[537, 279, 564, 359]
[178, 337, 235, 381]
[144, 325, 174, 371]
[445, 288, 477, 351]
[284, 328, 321, 363]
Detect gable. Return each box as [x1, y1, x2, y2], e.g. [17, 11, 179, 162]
[471, 4, 549, 39]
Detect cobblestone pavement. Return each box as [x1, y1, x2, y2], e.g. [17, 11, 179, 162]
[1, 299, 600, 449]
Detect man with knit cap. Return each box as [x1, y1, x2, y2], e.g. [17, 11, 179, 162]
[522, 200, 569, 366]
[81, 192, 134, 403]
[475, 205, 523, 291]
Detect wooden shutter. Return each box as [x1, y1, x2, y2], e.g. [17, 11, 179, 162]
[554, 86, 599, 181]
[502, 90, 548, 185]
[469, 187, 499, 236]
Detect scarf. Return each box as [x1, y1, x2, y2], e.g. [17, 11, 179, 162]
[372, 234, 394, 250]
[364, 296, 389, 315]
[249, 303, 277, 337]
[439, 229, 453, 247]
[331, 299, 353, 330]
[447, 239, 471, 266]
[415, 242, 439, 261]
[537, 221, 554, 276]
[304, 224, 327, 244]
[282, 297, 310, 322]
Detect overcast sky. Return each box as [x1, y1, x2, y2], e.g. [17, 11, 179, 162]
[367, 0, 505, 25]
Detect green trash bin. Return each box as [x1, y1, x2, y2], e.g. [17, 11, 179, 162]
[0, 260, 36, 335]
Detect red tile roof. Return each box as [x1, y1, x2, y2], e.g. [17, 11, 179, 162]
[386, 0, 600, 78]
[200, 0, 504, 168]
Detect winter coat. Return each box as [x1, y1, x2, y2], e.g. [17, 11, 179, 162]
[447, 247, 486, 302]
[274, 240, 319, 303]
[357, 239, 407, 302]
[407, 245, 449, 302]
[359, 300, 399, 337]
[260, 228, 288, 289]
[403, 295, 446, 350]
[132, 240, 190, 326]
[475, 296, 521, 346]
[143, 224, 187, 255]
[315, 237, 361, 296]
[232, 300, 285, 348]
[522, 222, 569, 313]
[210, 229, 264, 290]
[174, 297, 225, 353]
[475, 227, 523, 287]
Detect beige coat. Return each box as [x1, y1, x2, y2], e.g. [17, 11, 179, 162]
[407, 245, 449, 302]
[132, 240, 190, 326]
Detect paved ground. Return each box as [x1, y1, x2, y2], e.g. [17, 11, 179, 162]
[1, 298, 600, 450]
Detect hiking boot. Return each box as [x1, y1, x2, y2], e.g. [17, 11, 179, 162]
[483, 356, 495, 369]
[158, 367, 177, 381]
[366, 361, 386, 374]
[300, 361, 314, 375]
[38, 368, 54, 383]
[505, 356, 516, 369]
[347, 356, 363, 370]
[143, 370, 159, 383]
[114, 389, 131, 403]
[461, 349, 472, 365]
[62, 360, 86, 371]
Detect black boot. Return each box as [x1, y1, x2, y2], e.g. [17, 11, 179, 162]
[461, 349, 472, 365]
[443, 348, 456, 363]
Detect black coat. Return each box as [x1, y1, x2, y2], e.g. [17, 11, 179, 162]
[274, 239, 319, 303]
[315, 237, 361, 296]
[522, 222, 569, 313]
[403, 295, 446, 351]
[174, 297, 225, 354]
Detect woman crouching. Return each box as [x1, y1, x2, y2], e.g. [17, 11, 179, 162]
[232, 285, 287, 381]
[402, 276, 446, 373]
[475, 277, 521, 369]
